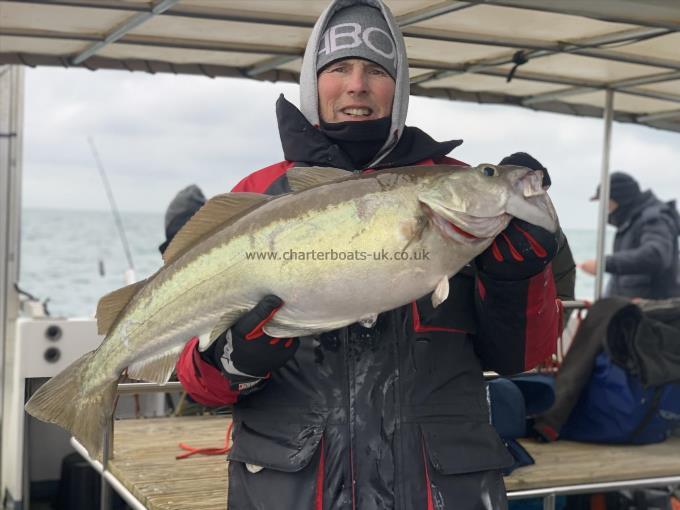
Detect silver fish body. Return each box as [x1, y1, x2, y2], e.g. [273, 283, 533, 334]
[25, 164, 557, 459]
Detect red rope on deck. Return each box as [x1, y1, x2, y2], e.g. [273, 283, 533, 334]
[176, 420, 234, 460]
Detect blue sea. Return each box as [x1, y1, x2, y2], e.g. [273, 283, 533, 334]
[19, 208, 608, 317]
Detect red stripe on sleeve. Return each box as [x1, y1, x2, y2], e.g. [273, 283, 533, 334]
[523, 264, 559, 370]
[231, 161, 294, 192]
[175, 338, 240, 407]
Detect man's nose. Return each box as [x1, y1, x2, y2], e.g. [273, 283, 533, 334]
[346, 68, 368, 94]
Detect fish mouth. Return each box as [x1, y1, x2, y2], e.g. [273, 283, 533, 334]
[507, 170, 558, 233]
[518, 170, 545, 198]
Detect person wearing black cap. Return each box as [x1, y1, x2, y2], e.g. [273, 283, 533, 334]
[580, 172, 680, 299]
[173, 1, 568, 508]
[158, 184, 206, 255]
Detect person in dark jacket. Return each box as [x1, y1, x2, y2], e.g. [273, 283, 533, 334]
[158, 184, 206, 255]
[174, 1, 568, 508]
[581, 172, 680, 299]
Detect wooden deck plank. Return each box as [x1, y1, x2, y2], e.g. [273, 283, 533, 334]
[506, 436, 680, 491]
[109, 416, 680, 510]
[110, 416, 229, 509]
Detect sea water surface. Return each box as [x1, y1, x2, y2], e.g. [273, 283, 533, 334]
[19, 208, 609, 318]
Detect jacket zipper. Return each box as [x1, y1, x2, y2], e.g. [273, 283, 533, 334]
[342, 326, 357, 510]
[393, 308, 406, 510]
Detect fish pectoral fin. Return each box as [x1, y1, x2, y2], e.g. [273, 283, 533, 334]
[197, 333, 213, 352]
[359, 314, 378, 328]
[286, 166, 352, 193]
[206, 310, 245, 348]
[163, 192, 271, 264]
[431, 275, 450, 308]
[263, 323, 320, 339]
[96, 280, 146, 335]
[127, 344, 185, 384]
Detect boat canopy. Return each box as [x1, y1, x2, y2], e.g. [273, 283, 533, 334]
[1, 0, 680, 133]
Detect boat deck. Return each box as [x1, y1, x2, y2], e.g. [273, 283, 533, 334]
[104, 416, 680, 509]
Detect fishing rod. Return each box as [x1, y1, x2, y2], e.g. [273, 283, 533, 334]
[88, 136, 136, 284]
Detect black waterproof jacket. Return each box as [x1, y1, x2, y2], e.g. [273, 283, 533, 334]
[177, 98, 562, 510]
[605, 192, 680, 299]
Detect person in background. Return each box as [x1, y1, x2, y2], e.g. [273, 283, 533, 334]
[580, 171, 680, 299]
[158, 185, 209, 416]
[174, 1, 569, 508]
[158, 185, 206, 255]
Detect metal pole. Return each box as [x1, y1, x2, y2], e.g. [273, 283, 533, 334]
[117, 381, 184, 395]
[0, 65, 24, 504]
[543, 493, 556, 510]
[594, 89, 615, 300]
[100, 415, 114, 510]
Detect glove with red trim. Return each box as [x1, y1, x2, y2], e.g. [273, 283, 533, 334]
[204, 295, 299, 382]
[475, 219, 558, 281]
[475, 152, 558, 281]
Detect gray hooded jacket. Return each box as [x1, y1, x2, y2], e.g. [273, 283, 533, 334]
[299, 0, 410, 167]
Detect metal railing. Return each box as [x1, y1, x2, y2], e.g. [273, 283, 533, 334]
[88, 381, 192, 510]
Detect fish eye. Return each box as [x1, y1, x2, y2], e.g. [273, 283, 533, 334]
[481, 166, 497, 177]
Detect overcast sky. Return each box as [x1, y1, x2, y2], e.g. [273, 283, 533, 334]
[21, 66, 680, 230]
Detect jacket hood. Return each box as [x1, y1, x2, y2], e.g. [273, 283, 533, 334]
[277, 95, 461, 170]
[299, 0, 410, 167]
[613, 191, 680, 233]
[662, 199, 680, 234]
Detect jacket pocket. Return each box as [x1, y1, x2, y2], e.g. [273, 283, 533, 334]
[420, 421, 513, 475]
[228, 419, 325, 472]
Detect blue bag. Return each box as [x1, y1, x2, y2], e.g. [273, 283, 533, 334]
[560, 352, 680, 444]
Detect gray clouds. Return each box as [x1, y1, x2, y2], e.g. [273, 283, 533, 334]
[22, 67, 680, 229]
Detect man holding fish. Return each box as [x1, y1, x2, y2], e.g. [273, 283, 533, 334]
[174, 1, 572, 508]
[26, 0, 575, 508]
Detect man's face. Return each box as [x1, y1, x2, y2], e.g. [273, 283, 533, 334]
[608, 199, 619, 213]
[318, 58, 395, 123]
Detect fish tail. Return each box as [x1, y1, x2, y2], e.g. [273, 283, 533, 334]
[25, 351, 118, 460]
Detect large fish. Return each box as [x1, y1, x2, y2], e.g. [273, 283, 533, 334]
[25, 164, 558, 459]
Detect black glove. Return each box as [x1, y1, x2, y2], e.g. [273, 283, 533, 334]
[476, 219, 558, 280]
[204, 295, 299, 379]
[477, 153, 557, 280]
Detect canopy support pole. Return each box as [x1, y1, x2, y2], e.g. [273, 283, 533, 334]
[0, 65, 24, 504]
[594, 89, 615, 300]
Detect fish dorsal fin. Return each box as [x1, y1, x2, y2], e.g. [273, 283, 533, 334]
[96, 280, 146, 335]
[287, 166, 351, 193]
[163, 192, 270, 264]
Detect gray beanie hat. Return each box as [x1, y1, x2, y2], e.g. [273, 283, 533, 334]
[316, 5, 397, 78]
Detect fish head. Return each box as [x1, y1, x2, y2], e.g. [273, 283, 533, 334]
[418, 164, 559, 244]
